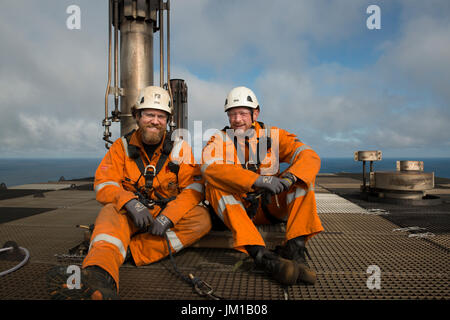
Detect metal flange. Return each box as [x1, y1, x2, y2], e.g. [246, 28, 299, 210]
[354, 150, 382, 161]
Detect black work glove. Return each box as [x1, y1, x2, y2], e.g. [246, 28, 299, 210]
[150, 214, 173, 236]
[280, 172, 297, 191]
[124, 199, 154, 229]
[252, 175, 285, 194]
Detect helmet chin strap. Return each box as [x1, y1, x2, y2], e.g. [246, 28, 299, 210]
[250, 105, 260, 123]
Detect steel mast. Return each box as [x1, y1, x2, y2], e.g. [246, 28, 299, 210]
[102, 0, 187, 148]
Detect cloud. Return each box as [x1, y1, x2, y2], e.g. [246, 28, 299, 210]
[245, 1, 450, 157]
[170, 0, 365, 76]
[169, 66, 233, 160]
[0, 0, 449, 160]
[252, 55, 450, 157]
[377, 15, 450, 103]
[0, 0, 109, 158]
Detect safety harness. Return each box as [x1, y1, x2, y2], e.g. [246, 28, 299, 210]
[124, 129, 222, 300]
[123, 129, 179, 209]
[221, 122, 284, 224]
[222, 121, 272, 174]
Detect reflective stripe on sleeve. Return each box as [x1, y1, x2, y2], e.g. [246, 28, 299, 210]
[286, 187, 307, 205]
[121, 137, 129, 158]
[290, 145, 312, 165]
[89, 233, 127, 259]
[184, 182, 204, 194]
[94, 181, 120, 193]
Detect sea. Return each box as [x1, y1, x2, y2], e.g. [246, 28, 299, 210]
[0, 157, 449, 188]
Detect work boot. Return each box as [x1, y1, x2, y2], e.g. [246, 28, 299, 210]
[46, 265, 119, 300]
[275, 237, 317, 285]
[253, 248, 299, 286]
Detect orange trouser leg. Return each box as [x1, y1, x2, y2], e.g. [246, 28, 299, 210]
[253, 183, 324, 242]
[285, 186, 323, 241]
[129, 205, 212, 266]
[82, 203, 134, 290]
[205, 185, 266, 254]
[82, 204, 212, 290]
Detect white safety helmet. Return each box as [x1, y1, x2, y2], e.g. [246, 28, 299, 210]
[135, 86, 172, 115]
[224, 86, 259, 112]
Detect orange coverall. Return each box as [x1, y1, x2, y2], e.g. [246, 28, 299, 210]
[83, 129, 211, 288]
[201, 122, 323, 254]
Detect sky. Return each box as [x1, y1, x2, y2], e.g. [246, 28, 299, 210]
[0, 0, 449, 161]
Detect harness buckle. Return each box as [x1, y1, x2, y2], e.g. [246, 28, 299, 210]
[144, 165, 156, 177]
[143, 165, 156, 190]
[245, 161, 259, 173]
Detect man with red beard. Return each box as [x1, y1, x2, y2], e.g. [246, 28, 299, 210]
[47, 86, 211, 300]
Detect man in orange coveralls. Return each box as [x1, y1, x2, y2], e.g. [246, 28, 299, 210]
[201, 86, 323, 286]
[47, 86, 211, 299]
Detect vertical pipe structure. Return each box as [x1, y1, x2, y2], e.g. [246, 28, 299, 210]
[166, 0, 176, 132]
[103, 0, 187, 143]
[103, 0, 114, 147]
[113, 0, 120, 116]
[362, 160, 367, 190]
[166, 0, 171, 90]
[170, 79, 188, 130]
[159, 0, 164, 88]
[118, 0, 157, 135]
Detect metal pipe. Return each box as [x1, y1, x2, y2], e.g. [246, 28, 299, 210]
[0, 247, 13, 253]
[105, 0, 112, 123]
[0, 246, 30, 277]
[166, 0, 176, 132]
[113, 0, 120, 115]
[170, 79, 188, 130]
[362, 161, 366, 189]
[167, 0, 171, 87]
[159, 0, 164, 87]
[103, 0, 114, 148]
[103, 1, 173, 137]
[119, 4, 155, 135]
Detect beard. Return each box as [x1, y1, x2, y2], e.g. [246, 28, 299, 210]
[140, 124, 165, 145]
[231, 125, 255, 138]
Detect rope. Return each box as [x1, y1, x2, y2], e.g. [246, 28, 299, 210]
[0, 246, 30, 277]
[164, 234, 223, 300]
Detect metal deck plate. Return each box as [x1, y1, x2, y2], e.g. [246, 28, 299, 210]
[0, 177, 449, 300]
[9, 184, 75, 191]
[0, 207, 56, 224]
[316, 193, 370, 214]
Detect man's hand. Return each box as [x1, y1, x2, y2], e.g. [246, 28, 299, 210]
[150, 214, 174, 236]
[124, 199, 154, 229]
[253, 175, 285, 194]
